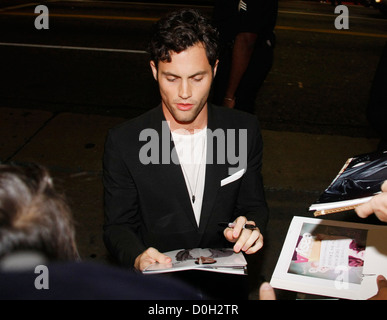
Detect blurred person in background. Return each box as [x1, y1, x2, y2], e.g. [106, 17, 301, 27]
[211, 0, 278, 114]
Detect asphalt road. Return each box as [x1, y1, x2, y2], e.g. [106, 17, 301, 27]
[1, 0, 386, 137]
[1, 1, 386, 300]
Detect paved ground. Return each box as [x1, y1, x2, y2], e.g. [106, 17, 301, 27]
[0, 106, 381, 299]
[1, 0, 385, 299]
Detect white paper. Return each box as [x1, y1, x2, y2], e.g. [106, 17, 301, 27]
[143, 248, 247, 275]
[270, 216, 387, 300]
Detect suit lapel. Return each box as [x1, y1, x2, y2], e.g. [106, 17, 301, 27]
[153, 104, 229, 234]
[169, 139, 200, 230]
[153, 106, 199, 230]
[198, 105, 227, 232]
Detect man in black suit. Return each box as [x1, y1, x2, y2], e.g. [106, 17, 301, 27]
[103, 9, 269, 298]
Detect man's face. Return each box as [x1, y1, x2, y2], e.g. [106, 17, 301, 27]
[150, 43, 218, 131]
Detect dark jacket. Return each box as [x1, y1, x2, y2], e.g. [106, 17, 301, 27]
[102, 104, 269, 267]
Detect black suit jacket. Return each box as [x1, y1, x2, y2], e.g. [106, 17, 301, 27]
[103, 104, 269, 267]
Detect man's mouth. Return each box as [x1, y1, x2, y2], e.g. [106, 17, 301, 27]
[176, 103, 193, 111]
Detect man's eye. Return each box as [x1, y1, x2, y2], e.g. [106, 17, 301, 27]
[167, 77, 177, 82]
[192, 77, 203, 82]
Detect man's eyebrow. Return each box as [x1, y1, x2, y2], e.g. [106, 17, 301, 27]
[161, 71, 208, 78]
[189, 71, 207, 78]
[161, 71, 178, 76]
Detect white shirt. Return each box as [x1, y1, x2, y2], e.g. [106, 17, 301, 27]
[171, 128, 207, 226]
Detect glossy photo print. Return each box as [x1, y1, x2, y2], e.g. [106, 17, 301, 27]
[288, 223, 367, 285]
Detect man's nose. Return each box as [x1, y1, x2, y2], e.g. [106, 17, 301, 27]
[178, 80, 192, 99]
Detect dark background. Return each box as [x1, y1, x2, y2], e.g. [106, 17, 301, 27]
[1, 0, 386, 137]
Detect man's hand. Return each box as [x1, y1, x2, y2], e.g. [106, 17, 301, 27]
[134, 247, 172, 271]
[355, 180, 387, 222]
[369, 275, 387, 300]
[259, 282, 276, 300]
[223, 216, 263, 254]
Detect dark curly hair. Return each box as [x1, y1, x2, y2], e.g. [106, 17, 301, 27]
[0, 163, 79, 262]
[148, 9, 219, 70]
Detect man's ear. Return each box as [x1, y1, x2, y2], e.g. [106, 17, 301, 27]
[213, 59, 219, 78]
[150, 61, 158, 81]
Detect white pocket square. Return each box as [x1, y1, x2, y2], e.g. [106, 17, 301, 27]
[220, 168, 246, 187]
